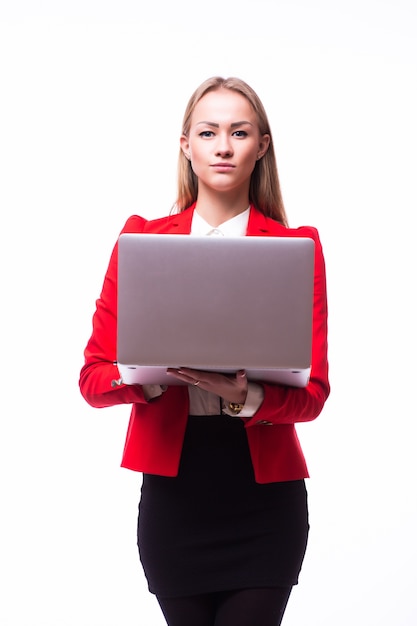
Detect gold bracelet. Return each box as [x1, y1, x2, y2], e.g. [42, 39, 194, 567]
[227, 402, 244, 415]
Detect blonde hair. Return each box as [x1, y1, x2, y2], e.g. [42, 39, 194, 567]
[174, 76, 288, 226]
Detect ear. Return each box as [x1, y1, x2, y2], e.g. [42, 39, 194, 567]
[180, 134, 191, 159]
[257, 133, 270, 159]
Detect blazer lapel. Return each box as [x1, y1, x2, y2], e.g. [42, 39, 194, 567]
[162, 206, 195, 234]
[246, 205, 287, 237]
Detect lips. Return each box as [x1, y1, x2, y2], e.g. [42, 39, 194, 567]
[211, 163, 235, 170]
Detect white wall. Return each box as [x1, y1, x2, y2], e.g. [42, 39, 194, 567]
[1, 1, 416, 624]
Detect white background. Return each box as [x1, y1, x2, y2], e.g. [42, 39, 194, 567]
[1, 1, 416, 624]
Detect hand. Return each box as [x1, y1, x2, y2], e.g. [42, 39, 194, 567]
[166, 367, 248, 405]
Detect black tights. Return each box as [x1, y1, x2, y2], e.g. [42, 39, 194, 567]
[156, 586, 292, 626]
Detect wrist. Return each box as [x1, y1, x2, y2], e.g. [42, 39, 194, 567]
[225, 389, 247, 405]
[222, 389, 247, 416]
[222, 383, 264, 419]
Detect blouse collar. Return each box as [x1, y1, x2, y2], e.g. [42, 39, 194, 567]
[191, 207, 250, 237]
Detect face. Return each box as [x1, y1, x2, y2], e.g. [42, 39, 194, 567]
[180, 89, 270, 197]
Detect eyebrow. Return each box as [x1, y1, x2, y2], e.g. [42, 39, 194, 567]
[195, 120, 254, 128]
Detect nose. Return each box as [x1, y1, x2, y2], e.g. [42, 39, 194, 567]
[215, 132, 233, 158]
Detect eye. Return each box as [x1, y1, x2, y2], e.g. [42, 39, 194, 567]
[232, 130, 248, 138]
[199, 130, 215, 138]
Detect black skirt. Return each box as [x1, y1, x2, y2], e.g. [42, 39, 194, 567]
[137, 414, 309, 598]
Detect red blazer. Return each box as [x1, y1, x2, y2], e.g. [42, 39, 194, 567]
[79, 205, 330, 483]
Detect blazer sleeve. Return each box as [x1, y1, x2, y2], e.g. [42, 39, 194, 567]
[244, 225, 330, 427]
[79, 215, 150, 408]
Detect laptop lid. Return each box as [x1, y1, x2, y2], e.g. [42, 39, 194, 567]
[117, 233, 315, 387]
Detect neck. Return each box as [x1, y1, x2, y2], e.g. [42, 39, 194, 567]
[195, 188, 250, 228]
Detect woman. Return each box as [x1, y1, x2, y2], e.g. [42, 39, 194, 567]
[80, 76, 330, 626]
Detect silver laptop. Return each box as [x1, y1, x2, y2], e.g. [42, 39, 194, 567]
[117, 233, 315, 387]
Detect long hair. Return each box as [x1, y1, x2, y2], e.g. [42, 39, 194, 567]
[174, 76, 288, 226]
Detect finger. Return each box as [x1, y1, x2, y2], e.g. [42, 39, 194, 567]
[236, 370, 247, 385]
[166, 368, 203, 386]
[177, 367, 203, 378]
[166, 368, 193, 382]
